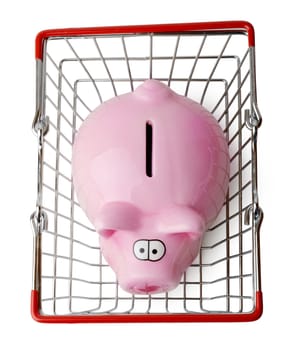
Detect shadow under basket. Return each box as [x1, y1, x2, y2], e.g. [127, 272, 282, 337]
[30, 21, 263, 323]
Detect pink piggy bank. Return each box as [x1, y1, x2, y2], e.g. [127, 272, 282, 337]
[72, 80, 229, 294]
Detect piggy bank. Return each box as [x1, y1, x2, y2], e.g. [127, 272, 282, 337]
[72, 80, 229, 294]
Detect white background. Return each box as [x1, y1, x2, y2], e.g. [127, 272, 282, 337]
[1, 0, 300, 348]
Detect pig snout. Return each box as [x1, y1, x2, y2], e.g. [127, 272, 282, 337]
[131, 239, 166, 293]
[122, 236, 195, 294]
[100, 230, 202, 295]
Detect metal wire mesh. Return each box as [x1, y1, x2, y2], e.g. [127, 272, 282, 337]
[33, 29, 259, 316]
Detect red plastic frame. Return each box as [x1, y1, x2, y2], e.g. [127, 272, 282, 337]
[35, 21, 255, 59]
[32, 21, 261, 323]
[31, 290, 262, 323]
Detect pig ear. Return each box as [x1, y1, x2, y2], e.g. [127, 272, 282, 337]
[167, 231, 202, 241]
[95, 202, 142, 237]
[157, 206, 205, 240]
[98, 229, 116, 238]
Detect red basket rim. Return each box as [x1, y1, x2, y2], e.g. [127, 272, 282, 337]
[31, 289, 263, 323]
[35, 21, 255, 59]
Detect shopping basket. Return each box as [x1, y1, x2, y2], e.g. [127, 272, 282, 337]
[30, 21, 263, 322]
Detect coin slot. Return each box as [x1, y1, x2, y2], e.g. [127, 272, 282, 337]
[146, 121, 153, 177]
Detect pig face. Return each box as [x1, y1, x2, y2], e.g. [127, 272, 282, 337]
[97, 202, 204, 294]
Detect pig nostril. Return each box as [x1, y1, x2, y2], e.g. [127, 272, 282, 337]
[135, 285, 160, 294]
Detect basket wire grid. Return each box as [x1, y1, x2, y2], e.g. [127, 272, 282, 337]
[31, 22, 263, 322]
